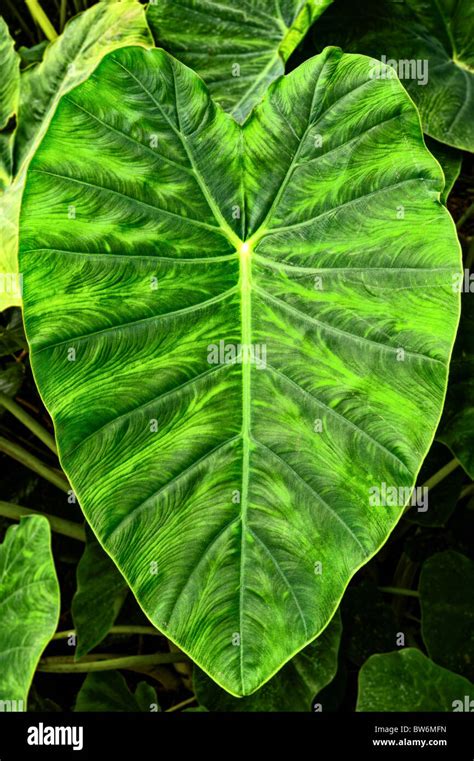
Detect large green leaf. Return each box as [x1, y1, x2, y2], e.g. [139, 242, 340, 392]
[420, 550, 474, 681]
[357, 649, 474, 711]
[314, 0, 474, 151]
[437, 292, 474, 477]
[0, 0, 153, 312]
[19, 45, 461, 696]
[0, 515, 59, 709]
[72, 531, 128, 658]
[147, 0, 334, 123]
[75, 671, 158, 712]
[194, 609, 341, 710]
[0, 17, 20, 191]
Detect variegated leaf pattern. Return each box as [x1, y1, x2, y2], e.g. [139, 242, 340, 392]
[19, 46, 460, 696]
[0, 17, 19, 191]
[0, 516, 59, 707]
[0, 0, 153, 311]
[314, 0, 474, 151]
[147, 0, 334, 123]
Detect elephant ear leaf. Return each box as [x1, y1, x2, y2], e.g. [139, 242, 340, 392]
[0, 516, 59, 708]
[315, 0, 474, 151]
[146, 0, 334, 123]
[19, 45, 460, 696]
[357, 649, 474, 711]
[75, 671, 158, 712]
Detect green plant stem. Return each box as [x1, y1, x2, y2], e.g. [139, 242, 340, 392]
[166, 696, 196, 713]
[0, 392, 57, 454]
[461, 483, 474, 500]
[59, 0, 67, 31]
[37, 653, 189, 673]
[422, 457, 460, 491]
[379, 586, 420, 599]
[0, 436, 69, 492]
[52, 625, 159, 640]
[25, 0, 58, 40]
[0, 500, 85, 541]
[457, 201, 474, 230]
[403, 458, 461, 516]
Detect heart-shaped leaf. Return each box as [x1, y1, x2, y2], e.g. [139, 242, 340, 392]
[72, 531, 128, 658]
[357, 648, 474, 711]
[147, 0, 334, 123]
[314, 0, 474, 151]
[19, 45, 460, 696]
[75, 671, 158, 712]
[0, 515, 59, 708]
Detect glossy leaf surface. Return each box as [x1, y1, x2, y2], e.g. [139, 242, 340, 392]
[147, 0, 334, 123]
[19, 45, 460, 696]
[0, 0, 153, 311]
[315, 0, 474, 151]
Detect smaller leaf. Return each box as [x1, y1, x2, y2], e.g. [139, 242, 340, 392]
[72, 531, 128, 659]
[357, 649, 474, 712]
[194, 611, 341, 711]
[74, 671, 158, 712]
[0, 362, 24, 397]
[0, 308, 27, 355]
[420, 550, 474, 681]
[0, 515, 59, 708]
[18, 41, 49, 69]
